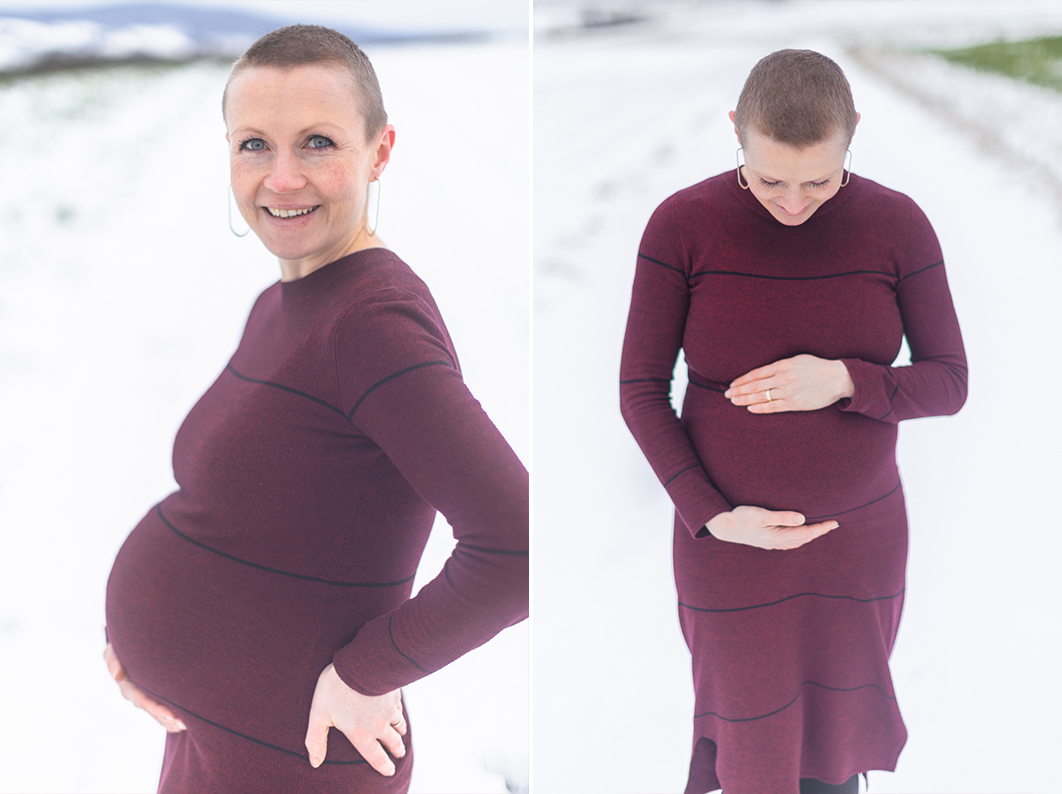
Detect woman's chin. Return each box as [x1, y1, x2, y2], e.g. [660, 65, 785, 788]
[252, 231, 321, 264]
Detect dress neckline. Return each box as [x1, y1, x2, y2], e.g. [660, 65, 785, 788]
[279, 247, 396, 305]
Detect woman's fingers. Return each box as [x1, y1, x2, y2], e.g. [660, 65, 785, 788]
[116, 678, 184, 731]
[709, 506, 839, 550]
[727, 355, 853, 413]
[304, 698, 331, 768]
[730, 363, 776, 388]
[378, 723, 406, 759]
[762, 510, 806, 527]
[105, 644, 186, 732]
[342, 717, 405, 775]
[103, 643, 125, 682]
[305, 664, 405, 775]
[118, 679, 187, 732]
[772, 519, 840, 549]
[725, 379, 794, 413]
[355, 737, 397, 777]
[725, 378, 772, 400]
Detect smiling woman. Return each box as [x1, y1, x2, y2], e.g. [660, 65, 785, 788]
[102, 25, 528, 794]
[225, 61, 393, 275]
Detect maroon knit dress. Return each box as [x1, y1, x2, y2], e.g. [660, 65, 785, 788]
[105, 248, 528, 794]
[619, 172, 967, 794]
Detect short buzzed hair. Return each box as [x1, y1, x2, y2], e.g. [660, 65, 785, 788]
[734, 49, 857, 148]
[222, 24, 387, 140]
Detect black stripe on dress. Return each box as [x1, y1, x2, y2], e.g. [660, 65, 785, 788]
[133, 680, 369, 765]
[157, 505, 416, 588]
[694, 680, 897, 722]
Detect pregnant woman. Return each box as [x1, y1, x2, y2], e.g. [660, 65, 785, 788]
[103, 25, 528, 793]
[620, 50, 966, 793]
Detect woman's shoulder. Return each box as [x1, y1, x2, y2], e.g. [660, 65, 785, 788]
[332, 248, 433, 303]
[328, 251, 460, 395]
[849, 174, 928, 219]
[657, 171, 736, 214]
[327, 249, 454, 349]
[644, 171, 742, 241]
[846, 175, 942, 267]
[309, 248, 441, 324]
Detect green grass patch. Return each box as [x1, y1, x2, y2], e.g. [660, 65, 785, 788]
[927, 35, 1062, 92]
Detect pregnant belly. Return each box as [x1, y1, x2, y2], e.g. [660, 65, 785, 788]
[682, 385, 899, 520]
[105, 505, 410, 761]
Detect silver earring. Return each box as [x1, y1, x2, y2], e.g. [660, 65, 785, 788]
[228, 186, 249, 237]
[366, 179, 381, 237]
[840, 149, 852, 187]
[735, 148, 749, 190]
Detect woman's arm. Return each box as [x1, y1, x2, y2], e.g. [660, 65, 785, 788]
[837, 254, 967, 422]
[303, 287, 527, 772]
[724, 201, 968, 422]
[329, 290, 528, 696]
[620, 199, 837, 549]
[620, 199, 732, 536]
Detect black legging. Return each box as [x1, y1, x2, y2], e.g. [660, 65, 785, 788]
[799, 774, 860, 793]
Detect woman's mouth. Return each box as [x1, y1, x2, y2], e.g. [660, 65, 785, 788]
[265, 206, 319, 218]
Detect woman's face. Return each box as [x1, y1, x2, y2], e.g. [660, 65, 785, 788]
[733, 113, 856, 227]
[225, 64, 394, 278]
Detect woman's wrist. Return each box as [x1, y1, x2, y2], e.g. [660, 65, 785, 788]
[704, 511, 730, 538]
[833, 359, 855, 400]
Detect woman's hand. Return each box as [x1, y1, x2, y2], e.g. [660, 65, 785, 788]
[103, 643, 187, 733]
[304, 664, 406, 775]
[706, 506, 839, 550]
[725, 354, 854, 413]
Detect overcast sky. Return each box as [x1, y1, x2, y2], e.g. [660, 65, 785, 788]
[0, 0, 529, 34]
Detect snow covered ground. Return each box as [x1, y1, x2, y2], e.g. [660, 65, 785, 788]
[534, 2, 1062, 792]
[0, 38, 528, 794]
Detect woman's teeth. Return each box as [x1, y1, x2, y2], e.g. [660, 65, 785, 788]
[266, 206, 317, 218]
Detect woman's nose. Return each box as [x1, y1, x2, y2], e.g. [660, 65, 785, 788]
[264, 150, 307, 193]
[776, 188, 807, 215]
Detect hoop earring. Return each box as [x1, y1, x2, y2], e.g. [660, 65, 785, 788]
[840, 149, 852, 187]
[228, 186, 249, 237]
[366, 178, 381, 237]
[735, 148, 749, 190]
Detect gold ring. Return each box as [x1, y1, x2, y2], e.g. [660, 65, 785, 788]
[765, 389, 772, 402]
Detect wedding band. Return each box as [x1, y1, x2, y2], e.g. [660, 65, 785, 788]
[765, 389, 772, 402]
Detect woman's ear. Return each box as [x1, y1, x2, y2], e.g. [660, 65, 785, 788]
[728, 110, 741, 144]
[371, 125, 396, 181]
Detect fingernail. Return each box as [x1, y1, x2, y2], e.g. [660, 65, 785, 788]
[831, 522, 840, 529]
[309, 755, 321, 768]
[176, 721, 187, 731]
[384, 764, 395, 776]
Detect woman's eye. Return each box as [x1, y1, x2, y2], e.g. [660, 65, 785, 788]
[809, 179, 830, 188]
[308, 136, 335, 149]
[760, 179, 782, 189]
[239, 138, 266, 151]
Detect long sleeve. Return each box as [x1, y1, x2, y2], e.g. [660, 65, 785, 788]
[838, 200, 968, 422]
[330, 289, 528, 696]
[620, 199, 733, 537]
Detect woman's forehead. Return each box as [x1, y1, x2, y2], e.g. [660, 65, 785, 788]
[744, 129, 846, 179]
[226, 64, 364, 132]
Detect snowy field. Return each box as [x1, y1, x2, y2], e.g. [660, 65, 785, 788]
[534, 2, 1062, 793]
[0, 38, 528, 794]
